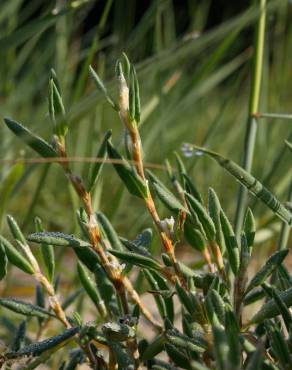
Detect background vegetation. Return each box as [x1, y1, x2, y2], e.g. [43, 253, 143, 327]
[0, 1, 291, 367]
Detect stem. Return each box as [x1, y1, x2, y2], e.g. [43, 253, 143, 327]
[234, 0, 266, 237]
[129, 122, 187, 288]
[56, 144, 161, 330]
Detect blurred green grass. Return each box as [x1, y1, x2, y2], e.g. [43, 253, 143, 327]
[0, 0, 291, 248]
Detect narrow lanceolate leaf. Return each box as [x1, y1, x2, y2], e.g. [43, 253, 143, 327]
[73, 246, 100, 272]
[265, 321, 291, 368]
[245, 250, 289, 294]
[220, 210, 240, 275]
[186, 145, 292, 225]
[0, 243, 7, 280]
[182, 174, 203, 204]
[87, 130, 112, 191]
[34, 218, 55, 282]
[48, 74, 68, 137]
[143, 269, 167, 319]
[225, 305, 240, 370]
[7, 215, 27, 245]
[89, 65, 118, 110]
[147, 170, 188, 213]
[108, 249, 161, 271]
[249, 287, 292, 324]
[185, 192, 216, 241]
[149, 270, 174, 323]
[184, 223, 206, 252]
[208, 188, 226, 253]
[141, 335, 165, 361]
[96, 211, 123, 251]
[211, 316, 228, 370]
[261, 283, 292, 332]
[5, 327, 79, 359]
[28, 232, 91, 248]
[243, 208, 256, 252]
[3, 118, 57, 158]
[129, 67, 136, 121]
[0, 235, 34, 274]
[107, 141, 148, 199]
[108, 342, 135, 369]
[206, 289, 225, 325]
[0, 298, 55, 319]
[132, 66, 141, 123]
[77, 262, 106, 317]
[12, 321, 26, 352]
[165, 330, 206, 353]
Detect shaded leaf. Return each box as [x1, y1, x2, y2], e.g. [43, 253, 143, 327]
[5, 327, 79, 359]
[245, 250, 289, 294]
[0, 298, 55, 319]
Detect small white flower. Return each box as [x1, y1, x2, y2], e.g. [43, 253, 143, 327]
[160, 216, 175, 236]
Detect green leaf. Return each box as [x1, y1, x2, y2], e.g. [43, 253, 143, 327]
[96, 211, 123, 251]
[0, 298, 55, 319]
[208, 188, 226, 253]
[211, 316, 228, 370]
[108, 249, 161, 271]
[261, 283, 292, 332]
[89, 65, 118, 110]
[27, 232, 91, 248]
[187, 145, 292, 226]
[109, 342, 135, 370]
[87, 130, 112, 192]
[147, 170, 188, 213]
[77, 262, 106, 318]
[220, 209, 240, 275]
[107, 141, 148, 199]
[243, 208, 256, 252]
[7, 215, 27, 245]
[3, 118, 58, 158]
[102, 322, 135, 342]
[11, 320, 26, 352]
[0, 243, 7, 280]
[132, 66, 141, 123]
[206, 289, 225, 325]
[265, 321, 291, 368]
[182, 174, 203, 204]
[165, 343, 191, 370]
[225, 305, 240, 369]
[175, 281, 193, 314]
[5, 327, 79, 359]
[143, 269, 166, 319]
[184, 223, 206, 252]
[185, 192, 216, 241]
[0, 235, 34, 274]
[245, 250, 289, 294]
[34, 218, 55, 283]
[149, 270, 174, 323]
[73, 246, 100, 272]
[48, 72, 68, 137]
[165, 330, 206, 353]
[249, 287, 292, 324]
